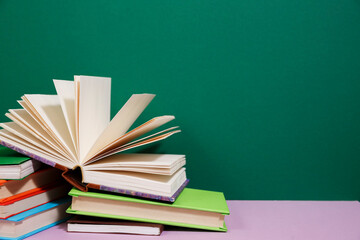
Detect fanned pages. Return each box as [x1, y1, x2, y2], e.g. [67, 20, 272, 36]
[0, 75, 187, 202]
[6, 109, 69, 157]
[22, 94, 77, 161]
[54, 80, 77, 151]
[75, 75, 111, 162]
[0, 122, 66, 160]
[84, 94, 155, 162]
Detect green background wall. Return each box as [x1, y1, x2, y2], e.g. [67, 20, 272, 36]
[1, 0, 360, 200]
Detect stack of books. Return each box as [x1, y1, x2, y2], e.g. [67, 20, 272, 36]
[0, 147, 71, 240]
[0, 75, 229, 237]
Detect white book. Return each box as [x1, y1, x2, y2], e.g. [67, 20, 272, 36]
[0, 159, 41, 180]
[67, 216, 163, 236]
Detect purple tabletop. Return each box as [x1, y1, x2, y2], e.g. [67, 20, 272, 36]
[26, 200, 360, 240]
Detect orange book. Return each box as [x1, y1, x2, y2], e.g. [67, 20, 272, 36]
[0, 167, 64, 201]
[0, 182, 70, 219]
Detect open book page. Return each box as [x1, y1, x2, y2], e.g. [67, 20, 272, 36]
[83, 154, 185, 175]
[54, 80, 77, 152]
[75, 76, 111, 163]
[82, 168, 186, 196]
[89, 128, 181, 163]
[22, 94, 77, 161]
[84, 94, 155, 162]
[0, 129, 75, 168]
[0, 122, 67, 160]
[6, 109, 69, 158]
[0, 129, 64, 161]
[83, 116, 175, 163]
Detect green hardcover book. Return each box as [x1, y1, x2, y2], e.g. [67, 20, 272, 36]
[67, 187, 229, 231]
[0, 146, 42, 179]
[0, 147, 31, 165]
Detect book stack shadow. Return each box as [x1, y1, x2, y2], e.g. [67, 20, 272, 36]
[0, 75, 229, 237]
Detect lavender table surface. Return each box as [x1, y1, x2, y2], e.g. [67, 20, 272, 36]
[27, 200, 360, 240]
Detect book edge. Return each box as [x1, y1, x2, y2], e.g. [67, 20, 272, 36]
[91, 178, 190, 202]
[0, 141, 58, 168]
[0, 218, 70, 240]
[66, 206, 227, 232]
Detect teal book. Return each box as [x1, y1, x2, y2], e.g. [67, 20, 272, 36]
[0, 147, 41, 180]
[0, 197, 71, 240]
[67, 187, 229, 231]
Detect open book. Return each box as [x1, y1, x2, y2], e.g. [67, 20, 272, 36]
[0, 75, 188, 202]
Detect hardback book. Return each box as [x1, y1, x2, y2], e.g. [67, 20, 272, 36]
[0, 147, 41, 179]
[0, 75, 188, 202]
[67, 215, 164, 236]
[0, 168, 63, 200]
[0, 197, 71, 240]
[67, 187, 229, 231]
[0, 182, 70, 219]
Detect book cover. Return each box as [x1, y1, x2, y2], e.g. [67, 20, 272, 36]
[0, 147, 42, 180]
[0, 146, 30, 165]
[0, 197, 71, 240]
[0, 182, 70, 219]
[67, 188, 229, 231]
[0, 168, 64, 201]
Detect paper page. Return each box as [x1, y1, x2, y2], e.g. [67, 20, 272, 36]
[84, 116, 175, 162]
[20, 96, 73, 159]
[110, 126, 179, 151]
[83, 154, 185, 175]
[83, 166, 175, 175]
[23, 94, 77, 161]
[18, 100, 71, 157]
[86, 154, 184, 167]
[85, 94, 155, 161]
[6, 109, 68, 157]
[53, 80, 77, 152]
[0, 132, 74, 169]
[75, 75, 111, 163]
[82, 168, 186, 189]
[91, 130, 181, 162]
[0, 122, 66, 160]
[0, 129, 60, 160]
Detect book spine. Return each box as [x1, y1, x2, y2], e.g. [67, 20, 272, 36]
[90, 179, 190, 202]
[0, 140, 58, 169]
[170, 179, 190, 201]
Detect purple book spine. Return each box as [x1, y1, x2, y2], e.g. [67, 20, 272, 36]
[0, 140, 56, 167]
[99, 179, 190, 202]
[0, 140, 189, 202]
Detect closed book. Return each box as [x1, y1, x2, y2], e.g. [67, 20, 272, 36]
[67, 215, 164, 235]
[0, 76, 188, 202]
[0, 168, 63, 200]
[0, 182, 70, 219]
[67, 187, 229, 231]
[0, 147, 41, 180]
[0, 197, 71, 240]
